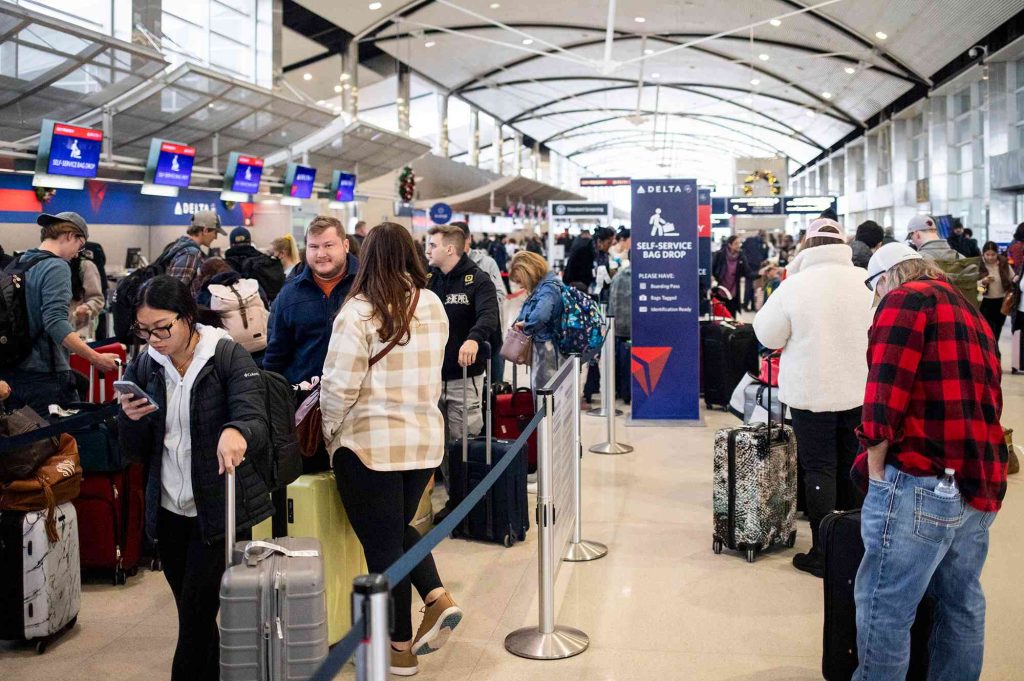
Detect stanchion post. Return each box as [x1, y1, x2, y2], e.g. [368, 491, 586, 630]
[566, 354, 608, 562]
[589, 317, 634, 455]
[587, 317, 623, 418]
[505, 391, 589, 659]
[352, 574, 390, 681]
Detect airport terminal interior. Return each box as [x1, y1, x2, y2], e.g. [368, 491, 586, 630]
[2, 0, 1024, 680]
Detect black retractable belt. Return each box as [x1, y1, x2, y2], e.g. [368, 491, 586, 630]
[0, 402, 119, 452]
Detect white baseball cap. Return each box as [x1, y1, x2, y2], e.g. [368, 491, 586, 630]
[806, 218, 846, 241]
[907, 214, 937, 235]
[865, 242, 922, 291]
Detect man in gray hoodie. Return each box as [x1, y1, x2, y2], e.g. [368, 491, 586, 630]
[454, 221, 506, 381]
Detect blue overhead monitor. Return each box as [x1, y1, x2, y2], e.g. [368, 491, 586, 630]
[284, 163, 317, 199]
[224, 152, 264, 194]
[144, 139, 196, 188]
[332, 171, 356, 202]
[37, 120, 103, 178]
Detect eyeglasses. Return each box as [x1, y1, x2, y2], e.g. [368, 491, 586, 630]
[864, 271, 884, 292]
[132, 315, 180, 341]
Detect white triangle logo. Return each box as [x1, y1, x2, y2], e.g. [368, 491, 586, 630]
[637, 186, 646, 194]
[174, 202, 182, 215]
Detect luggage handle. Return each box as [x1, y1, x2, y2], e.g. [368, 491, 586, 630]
[242, 539, 319, 567]
[763, 351, 780, 440]
[225, 469, 236, 566]
[89, 357, 123, 404]
[460, 341, 494, 539]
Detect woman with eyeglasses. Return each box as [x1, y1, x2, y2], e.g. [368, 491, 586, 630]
[752, 218, 875, 578]
[116, 274, 273, 681]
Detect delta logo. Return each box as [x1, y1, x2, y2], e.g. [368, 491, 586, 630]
[631, 347, 672, 396]
[636, 184, 694, 195]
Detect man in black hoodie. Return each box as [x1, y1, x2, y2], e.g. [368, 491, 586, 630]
[427, 225, 500, 495]
[225, 226, 285, 301]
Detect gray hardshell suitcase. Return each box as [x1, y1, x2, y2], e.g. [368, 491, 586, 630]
[219, 471, 328, 680]
[711, 359, 798, 562]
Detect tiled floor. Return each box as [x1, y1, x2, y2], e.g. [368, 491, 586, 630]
[3, 325, 1023, 680]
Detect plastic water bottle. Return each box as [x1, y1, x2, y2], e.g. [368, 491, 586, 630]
[934, 468, 959, 498]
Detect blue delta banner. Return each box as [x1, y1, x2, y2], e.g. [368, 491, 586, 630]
[630, 178, 700, 421]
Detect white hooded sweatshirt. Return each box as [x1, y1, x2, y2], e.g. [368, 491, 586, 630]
[149, 324, 232, 517]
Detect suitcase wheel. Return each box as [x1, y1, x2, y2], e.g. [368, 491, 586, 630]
[503, 534, 513, 548]
[712, 537, 723, 555]
[745, 547, 757, 563]
[35, 639, 47, 655]
[113, 567, 126, 586]
[150, 556, 162, 572]
[786, 530, 797, 548]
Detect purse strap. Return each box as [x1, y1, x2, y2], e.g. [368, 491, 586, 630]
[368, 288, 419, 368]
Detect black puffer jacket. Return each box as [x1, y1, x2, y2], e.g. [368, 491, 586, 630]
[118, 338, 273, 544]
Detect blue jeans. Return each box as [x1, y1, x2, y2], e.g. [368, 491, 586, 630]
[853, 465, 996, 681]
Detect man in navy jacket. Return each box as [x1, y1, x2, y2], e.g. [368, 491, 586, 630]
[264, 216, 358, 385]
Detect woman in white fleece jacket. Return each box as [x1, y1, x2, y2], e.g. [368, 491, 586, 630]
[752, 218, 875, 577]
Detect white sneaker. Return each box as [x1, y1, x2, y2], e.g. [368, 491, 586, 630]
[527, 472, 538, 495]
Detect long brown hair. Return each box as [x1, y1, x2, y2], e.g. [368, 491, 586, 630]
[346, 222, 427, 344]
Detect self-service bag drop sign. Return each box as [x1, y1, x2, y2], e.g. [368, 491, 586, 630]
[231, 155, 264, 194]
[152, 141, 196, 188]
[630, 179, 701, 421]
[47, 123, 102, 178]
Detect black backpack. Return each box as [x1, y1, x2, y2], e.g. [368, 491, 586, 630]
[111, 241, 198, 344]
[0, 253, 59, 370]
[239, 253, 285, 302]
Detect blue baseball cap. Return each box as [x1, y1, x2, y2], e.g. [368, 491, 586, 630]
[229, 226, 251, 245]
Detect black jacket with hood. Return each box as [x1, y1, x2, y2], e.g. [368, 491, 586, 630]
[427, 254, 500, 380]
[118, 335, 274, 544]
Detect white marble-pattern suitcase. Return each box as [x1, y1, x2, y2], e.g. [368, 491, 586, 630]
[22, 503, 81, 640]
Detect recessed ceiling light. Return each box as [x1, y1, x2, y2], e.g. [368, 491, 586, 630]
[644, 49, 654, 55]
[343, 83, 350, 90]
[522, 38, 533, 45]
[650, 73, 660, 79]
[333, 85, 342, 93]
[844, 66, 856, 74]
[769, 19, 782, 27]
[490, 2, 500, 7]
[368, 1, 382, 9]
[317, 100, 326, 106]
[750, 78, 760, 85]
[425, 41, 436, 47]
[875, 31, 887, 40]
[303, 72, 312, 81]
[806, 110, 816, 117]
[634, 16, 646, 23]
[821, 91, 832, 99]
[758, 53, 770, 61]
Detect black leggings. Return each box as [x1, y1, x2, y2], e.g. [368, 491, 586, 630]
[789, 407, 863, 553]
[980, 297, 1006, 350]
[332, 449, 442, 641]
[157, 508, 251, 681]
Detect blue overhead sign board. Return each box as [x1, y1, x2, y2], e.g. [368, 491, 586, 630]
[429, 202, 453, 224]
[285, 163, 317, 199]
[225, 153, 264, 194]
[630, 178, 700, 421]
[332, 171, 356, 202]
[38, 120, 103, 178]
[145, 139, 196, 188]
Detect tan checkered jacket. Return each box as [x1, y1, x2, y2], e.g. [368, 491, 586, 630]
[321, 289, 449, 471]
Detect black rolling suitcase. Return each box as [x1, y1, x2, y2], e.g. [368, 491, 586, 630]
[448, 354, 529, 547]
[701, 320, 757, 409]
[821, 510, 932, 681]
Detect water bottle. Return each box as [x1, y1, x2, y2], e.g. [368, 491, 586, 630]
[934, 468, 959, 498]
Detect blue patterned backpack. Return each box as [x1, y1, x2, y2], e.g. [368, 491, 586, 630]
[557, 284, 606, 359]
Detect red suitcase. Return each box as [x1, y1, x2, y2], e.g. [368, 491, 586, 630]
[70, 342, 126, 404]
[73, 463, 145, 585]
[493, 368, 537, 471]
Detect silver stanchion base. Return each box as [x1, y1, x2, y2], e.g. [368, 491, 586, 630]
[504, 625, 590, 660]
[586, 406, 623, 417]
[564, 539, 608, 562]
[589, 441, 634, 455]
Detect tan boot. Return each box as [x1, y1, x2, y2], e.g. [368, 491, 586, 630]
[390, 646, 418, 677]
[411, 591, 463, 656]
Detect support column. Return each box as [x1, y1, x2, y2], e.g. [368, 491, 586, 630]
[533, 141, 541, 181]
[397, 62, 411, 134]
[514, 132, 523, 175]
[469, 109, 480, 167]
[342, 39, 359, 118]
[437, 93, 449, 157]
[494, 122, 504, 175]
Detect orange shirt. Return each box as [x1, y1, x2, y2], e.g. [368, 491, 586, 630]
[314, 272, 344, 298]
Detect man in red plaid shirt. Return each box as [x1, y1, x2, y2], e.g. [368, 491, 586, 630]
[852, 242, 1006, 681]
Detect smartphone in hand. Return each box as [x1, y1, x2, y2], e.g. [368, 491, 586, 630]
[113, 380, 157, 409]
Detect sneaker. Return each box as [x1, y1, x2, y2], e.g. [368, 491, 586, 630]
[390, 647, 418, 676]
[527, 472, 538, 495]
[792, 551, 824, 578]
[411, 591, 463, 656]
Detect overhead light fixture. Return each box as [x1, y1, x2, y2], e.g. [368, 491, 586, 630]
[758, 53, 770, 61]
[821, 91, 832, 99]
[522, 38, 533, 45]
[875, 31, 887, 40]
[769, 19, 782, 27]
[340, 73, 350, 81]
[333, 85, 342, 93]
[368, 2, 382, 9]
[651, 73, 660, 79]
[490, 2, 500, 7]
[342, 83, 350, 89]
[303, 72, 312, 81]
[644, 49, 654, 55]
[425, 41, 436, 47]
[750, 78, 760, 85]
[634, 16, 646, 23]
[844, 66, 856, 74]
[806, 109, 816, 117]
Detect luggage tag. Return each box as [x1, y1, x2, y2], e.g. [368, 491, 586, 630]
[242, 539, 320, 567]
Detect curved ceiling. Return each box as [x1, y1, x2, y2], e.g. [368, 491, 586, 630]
[289, 0, 1023, 173]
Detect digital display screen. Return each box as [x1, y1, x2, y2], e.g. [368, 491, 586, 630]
[289, 165, 316, 199]
[231, 155, 264, 194]
[46, 123, 102, 178]
[152, 141, 196, 188]
[334, 171, 356, 202]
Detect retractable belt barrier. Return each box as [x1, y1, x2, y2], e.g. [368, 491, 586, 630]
[309, 407, 547, 681]
[0, 402, 119, 452]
